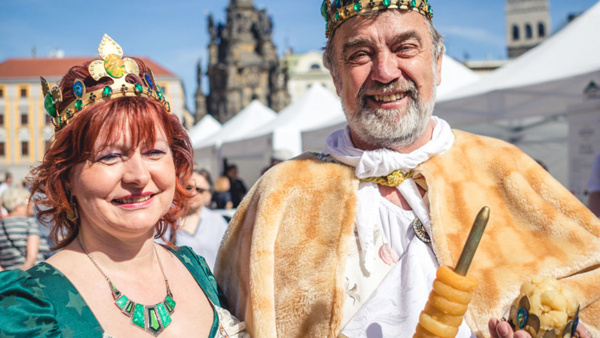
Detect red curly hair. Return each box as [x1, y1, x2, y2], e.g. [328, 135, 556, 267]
[29, 58, 193, 250]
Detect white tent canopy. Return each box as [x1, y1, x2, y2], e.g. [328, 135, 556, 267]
[194, 100, 277, 149]
[187, 114, 222, 147]
[301, 53, 481, 152]
[193, 100, 276, 178]
[433, 3, 600, 186]
[222, 84, 344, 157]
[436, 54, 481, 99]
[220, 84, 344, 185]
[436, 1, 600, 126]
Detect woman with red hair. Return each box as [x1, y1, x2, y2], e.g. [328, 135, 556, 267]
[0, 35, 247, 337]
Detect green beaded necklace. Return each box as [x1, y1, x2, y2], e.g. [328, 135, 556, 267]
[78, 237, 176, 336]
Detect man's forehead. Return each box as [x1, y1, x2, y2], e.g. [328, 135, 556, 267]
[334, 10, 429, 47]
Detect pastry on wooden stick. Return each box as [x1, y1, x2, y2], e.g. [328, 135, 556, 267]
[414, 207, 489, 338]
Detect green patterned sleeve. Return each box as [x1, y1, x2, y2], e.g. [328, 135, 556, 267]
[0, 270, 61, 337]
[171, 246, 228, 307]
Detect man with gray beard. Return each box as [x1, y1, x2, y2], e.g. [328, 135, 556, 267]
[215, 1, 600, 337]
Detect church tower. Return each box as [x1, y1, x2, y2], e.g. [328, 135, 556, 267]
[506, 0, 551, 58]
[195, 0, 290, 124]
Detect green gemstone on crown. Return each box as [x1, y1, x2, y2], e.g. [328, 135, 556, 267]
[411, 0, 416, 7]
[320, 0, 329, 21]
[44, 94, 57, 118]
[102, 86, 113, 97]
[335, 11, 340, 21]
[104, 54, 126, 78]
[156, 85, 164, 100]
[354, 1, 362, 11]
[74, 99, 83, 111]
[134, 83, 143, 94]
[382, 0, 391, 6]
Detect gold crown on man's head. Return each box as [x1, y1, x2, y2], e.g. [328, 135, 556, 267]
[321, 0, 433, 38]
[41, 34, 171, 132]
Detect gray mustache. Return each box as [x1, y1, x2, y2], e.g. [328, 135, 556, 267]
[358, 79, 418, 104]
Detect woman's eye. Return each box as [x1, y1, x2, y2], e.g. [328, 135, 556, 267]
[146, 149, 166, 159]
[96, 153, 120, 163]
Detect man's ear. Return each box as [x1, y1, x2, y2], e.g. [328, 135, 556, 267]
[435, 53, 443, 86]
[331, 71, 342, 97]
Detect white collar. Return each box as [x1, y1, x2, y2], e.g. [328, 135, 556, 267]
[322, 116, 455, 271]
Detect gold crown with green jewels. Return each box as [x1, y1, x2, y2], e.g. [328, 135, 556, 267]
[321, 0, 433, 38]
[41, 34, 171, 131]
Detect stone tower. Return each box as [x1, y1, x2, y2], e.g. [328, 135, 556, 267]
[194, 61, 207, 122]
[195, 0, 290, 124]
[506, 0, 551, 58]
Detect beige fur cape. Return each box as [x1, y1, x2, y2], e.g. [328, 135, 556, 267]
[215, 130, 600, 337]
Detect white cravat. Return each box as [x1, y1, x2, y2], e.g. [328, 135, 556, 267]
[325, 117, 475, 337]
[323, 116, 454, 272]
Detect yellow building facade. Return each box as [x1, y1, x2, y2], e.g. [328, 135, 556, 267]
[0, 57, 189, 184]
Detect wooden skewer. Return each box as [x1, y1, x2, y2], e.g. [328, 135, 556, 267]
[454, 206, 490, 276]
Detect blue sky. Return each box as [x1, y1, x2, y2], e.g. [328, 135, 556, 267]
[0, 0, 597, 113]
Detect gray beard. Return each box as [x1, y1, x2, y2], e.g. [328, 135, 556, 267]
[344, 79, 436, 149]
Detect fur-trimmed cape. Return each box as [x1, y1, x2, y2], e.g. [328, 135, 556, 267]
[215, 130, 600, 337]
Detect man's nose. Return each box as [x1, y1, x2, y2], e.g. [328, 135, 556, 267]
[370, 52, 402, 85]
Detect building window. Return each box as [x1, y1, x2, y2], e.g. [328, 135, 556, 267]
[0, 88, 3, 98]
[512, 25, 520, 41]
[525, 24, 533, 39]
[45, 113, 52, 125]
[21, 141, 29, 156]
[21, 112, 28, 125]
[310, 64, 321, 70]
[0, 114, 3, 126]
[20, 88, 27, 97]
[0, 142, 4, 157]
[538, 22, 546, 38]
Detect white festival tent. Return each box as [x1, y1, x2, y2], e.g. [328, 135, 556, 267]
[187, 114, 222, 147]
[193, 100, 277, 179]
[301, 53, 481, 152]
[434, 2, 600, 187]
[220, 84, 344, 186]
[436, 1, 600, 125]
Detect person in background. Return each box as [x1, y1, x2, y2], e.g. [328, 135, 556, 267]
[0, 172, 13, 217]
[0, 34, 247, 337]
[168, 168, 229, 271]
[212, 176, 233, 210]
[215, 1, 598, 336]
[0, 172, 13, 197]
[261, 149, 293, 175]
[225, 164, 247, 208]
[0, 187, 48, 270]
[588, 152, 600, 217]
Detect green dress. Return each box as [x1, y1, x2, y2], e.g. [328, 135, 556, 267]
[0, 246, 224, 337]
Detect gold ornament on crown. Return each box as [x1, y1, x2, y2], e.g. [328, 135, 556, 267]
[321, 0, 433, 38]
[41, 34, 171, 132]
